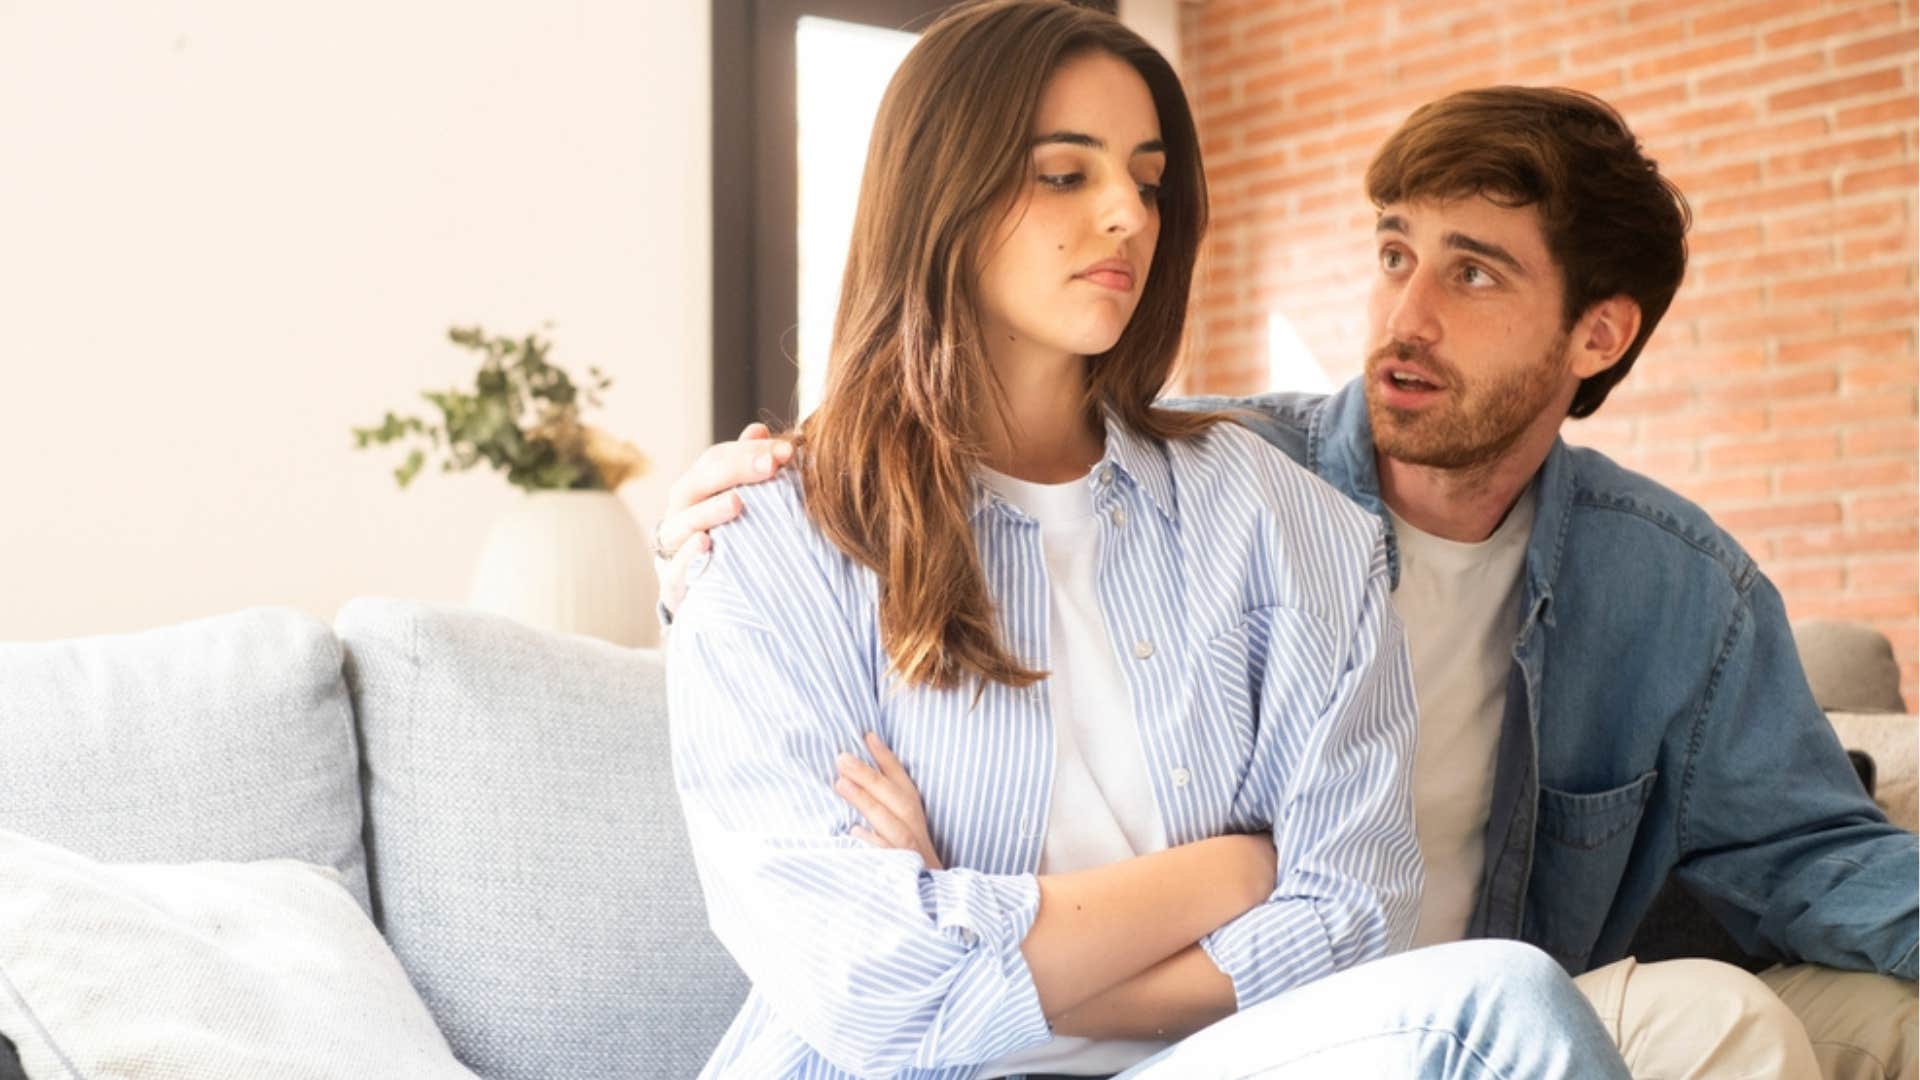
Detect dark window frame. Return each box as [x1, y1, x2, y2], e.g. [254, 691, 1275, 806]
[710, 0, 956, 440]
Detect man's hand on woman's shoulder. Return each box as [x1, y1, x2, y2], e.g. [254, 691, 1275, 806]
[654, 422, 795, 614]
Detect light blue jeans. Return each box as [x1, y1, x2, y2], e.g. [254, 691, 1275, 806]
[1113, 940, 1632, 1079]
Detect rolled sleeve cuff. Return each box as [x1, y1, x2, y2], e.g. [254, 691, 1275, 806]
[919, 868, 1053, 1060]
[1199, 899, 1340, 1010]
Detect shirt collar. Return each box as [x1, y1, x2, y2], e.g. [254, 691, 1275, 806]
[968, 410, 1176, 524]
[1520, 439, 1573, 628]
[1102, 411, 1176, 522]
[1310, 376, 1566, 623]
[1308, 379, 1386, 521]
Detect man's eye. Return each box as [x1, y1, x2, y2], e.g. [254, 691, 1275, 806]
[1461, 264, 1491, 286]
[1380, 249, 1405, 270]
[1038, 173, 1083, 191]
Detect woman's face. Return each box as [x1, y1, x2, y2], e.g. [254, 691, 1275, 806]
[976, 50, 1165, 362]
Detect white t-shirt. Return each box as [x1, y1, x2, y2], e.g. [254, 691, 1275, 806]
[1387, 490, 1535, 947]
[977, 464, 1169, 1078]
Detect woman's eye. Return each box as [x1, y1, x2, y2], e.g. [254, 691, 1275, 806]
[1136, 181, 1161, 204]
[1038, 172, 1083, 191]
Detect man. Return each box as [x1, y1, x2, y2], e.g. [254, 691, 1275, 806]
[657, 86, 1917, 1078]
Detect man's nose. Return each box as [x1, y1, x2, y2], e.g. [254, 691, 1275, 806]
[1384, 267, 1442, 346]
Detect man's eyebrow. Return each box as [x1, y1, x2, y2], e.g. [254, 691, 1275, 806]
[1033, 131, 1166, 156]
[1374, 215, 1529, 277]
[1446, 232, 1527, 276]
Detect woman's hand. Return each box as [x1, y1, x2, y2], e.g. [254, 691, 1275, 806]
[835, 731, 943, 870]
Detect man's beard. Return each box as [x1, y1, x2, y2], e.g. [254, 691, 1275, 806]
[1364, 333, 1571, 471]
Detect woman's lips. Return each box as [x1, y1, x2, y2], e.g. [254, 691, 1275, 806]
[1077, 268, 1134, 292]
[1076, 257, 1136, 293]
[1075, 267, 1128, 288]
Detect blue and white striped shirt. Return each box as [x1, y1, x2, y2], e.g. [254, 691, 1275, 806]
[668, 416, 1421, 1079]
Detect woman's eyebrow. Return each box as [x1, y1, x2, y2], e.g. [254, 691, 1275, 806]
[1032, 131, 1166, 156]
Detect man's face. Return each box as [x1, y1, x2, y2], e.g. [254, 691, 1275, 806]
[1364, 195, 1579, 470]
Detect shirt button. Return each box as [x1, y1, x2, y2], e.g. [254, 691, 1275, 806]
[1133, 639, 1154, 660]
[1110, 507, 1128, 527]
[1099, 467, 1114, 486]
[1171, 767, 1192, 788]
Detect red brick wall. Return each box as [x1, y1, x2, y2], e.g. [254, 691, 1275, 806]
[1180, 0, 1920, 706]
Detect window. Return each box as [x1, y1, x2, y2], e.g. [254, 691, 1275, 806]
[710, 0, 956, 439]
[793, 16, 919, 418]
[711, 0, 1126, 438]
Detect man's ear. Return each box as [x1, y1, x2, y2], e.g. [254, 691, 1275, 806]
[1570, 295, 1643, 379]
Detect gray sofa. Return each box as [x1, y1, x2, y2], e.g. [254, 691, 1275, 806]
[0, 599, 746, 1079]
[3, 601, 1908, 1078]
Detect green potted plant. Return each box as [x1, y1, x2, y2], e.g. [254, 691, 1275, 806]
[354, 326, 657, 647]
[353, 324, 648, 492]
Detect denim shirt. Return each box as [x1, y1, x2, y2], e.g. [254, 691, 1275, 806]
[1183, 379, 1918, 981]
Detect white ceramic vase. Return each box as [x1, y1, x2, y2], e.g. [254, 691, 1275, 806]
[467, 490, 658, 648]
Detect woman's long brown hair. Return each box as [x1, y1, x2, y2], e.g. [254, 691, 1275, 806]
[799, 0, 1222, 692]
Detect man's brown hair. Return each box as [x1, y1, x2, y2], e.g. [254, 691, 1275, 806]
[1365, 86, 1692, 418]
[799, 0, 1221, 691]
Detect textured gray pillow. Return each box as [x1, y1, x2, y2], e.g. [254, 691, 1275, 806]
[0, 608, 368, 911]
[1829, 711, 1918, 832]
[337, 598, 745, 1080]
[1794, 619, 1907, 713]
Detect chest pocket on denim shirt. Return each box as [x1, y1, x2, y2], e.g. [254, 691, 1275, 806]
[1523, 768, 1658, 972]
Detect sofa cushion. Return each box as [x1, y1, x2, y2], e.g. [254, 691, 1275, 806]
[337, 599, 745, 1080]
[1828, 711, 1917, 832]
[0, 829, 474, 1080]
[1794, 619, 1908, 713]
[0, 607, 369, 911]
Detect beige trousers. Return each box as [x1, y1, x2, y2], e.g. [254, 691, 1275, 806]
[1574, 957, 1916, 1080]
[1761, 964, 1917, 1080]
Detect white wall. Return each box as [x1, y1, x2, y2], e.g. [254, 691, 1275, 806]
[1120, 0, 1185, 75]
[0, 1, 710, 642]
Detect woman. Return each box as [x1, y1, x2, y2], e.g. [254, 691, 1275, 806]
[668, 3, 1629, 1077]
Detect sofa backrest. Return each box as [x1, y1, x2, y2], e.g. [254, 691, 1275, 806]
[1794, 618, 1909, 714]
[338, 598, 746, 1080]
[0, 608, 370, 910]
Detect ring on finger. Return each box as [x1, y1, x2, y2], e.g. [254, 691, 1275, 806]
[651, 526, 675, 562]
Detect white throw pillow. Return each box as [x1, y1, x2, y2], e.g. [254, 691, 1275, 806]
[0, 829, 477, 1080]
